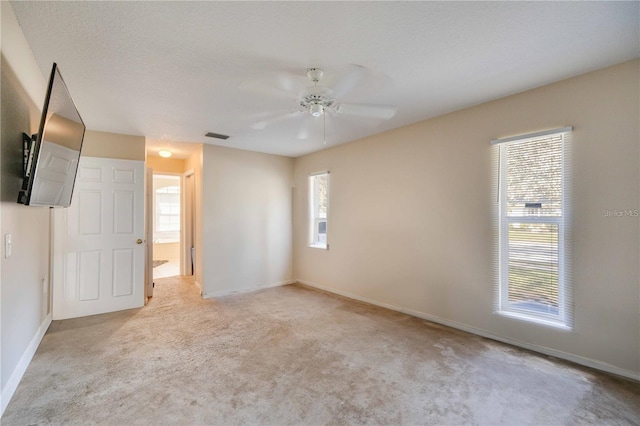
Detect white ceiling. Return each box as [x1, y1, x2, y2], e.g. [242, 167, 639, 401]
[10, 1, 639, 158]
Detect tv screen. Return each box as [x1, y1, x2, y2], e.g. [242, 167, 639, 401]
[18, 63, 85, 207]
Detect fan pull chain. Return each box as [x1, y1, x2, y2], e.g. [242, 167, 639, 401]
[323, 112, 326, 145]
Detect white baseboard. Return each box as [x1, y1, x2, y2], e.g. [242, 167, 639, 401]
[1, 314, 52, 416]
[203, 279, 295, 299]
[194, 280, 203, 295]
[296, 279, 640, 382]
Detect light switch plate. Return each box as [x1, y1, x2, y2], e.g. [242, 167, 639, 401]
[5, 233, 12, 258]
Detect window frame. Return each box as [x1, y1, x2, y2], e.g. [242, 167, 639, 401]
[494, 127, 572, 329]
[308, 171, 329, 249]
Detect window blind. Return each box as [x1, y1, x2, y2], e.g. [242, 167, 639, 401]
[506, 135, 562, 217]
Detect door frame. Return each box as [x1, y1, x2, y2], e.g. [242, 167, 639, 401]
[145, 167, 153, 300]
[150, 171, 183, 277]
[181, 169, 195, 276]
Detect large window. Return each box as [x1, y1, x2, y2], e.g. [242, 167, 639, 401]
[494, 127, 572, 328]
[309, 172, 329, 249]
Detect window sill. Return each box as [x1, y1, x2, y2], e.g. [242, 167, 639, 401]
[497, 310, 571, 331]
[309, 243, 328, 250]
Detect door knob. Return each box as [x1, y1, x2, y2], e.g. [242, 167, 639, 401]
[136, 239, 143, 245]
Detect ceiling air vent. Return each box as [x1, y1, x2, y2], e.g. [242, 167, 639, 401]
[205, 132, 230, 140]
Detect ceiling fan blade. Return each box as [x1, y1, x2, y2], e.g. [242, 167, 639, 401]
[335, 103, 397, 120]
[273, 71, 306, 94]
[238, 73, 301, 100]
[330, 64, 369, 99]
[297, 116, 315, 140]
[251, 111, 299, 130]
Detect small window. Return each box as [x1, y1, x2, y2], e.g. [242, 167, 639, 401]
[309, 172, 329, 249]
[493, 127, 572, 328]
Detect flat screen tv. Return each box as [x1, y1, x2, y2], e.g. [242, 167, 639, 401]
[18, 63, 85, 207]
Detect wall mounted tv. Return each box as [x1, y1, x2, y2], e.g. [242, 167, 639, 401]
[18, 62, 85, 207]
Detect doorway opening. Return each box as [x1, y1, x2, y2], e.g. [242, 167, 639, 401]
[152, 174, 181, 279]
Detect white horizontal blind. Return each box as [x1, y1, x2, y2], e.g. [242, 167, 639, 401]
[506, 135, 562, 217]
[507, 223, 559, 314]
[495, 128, 572, 327]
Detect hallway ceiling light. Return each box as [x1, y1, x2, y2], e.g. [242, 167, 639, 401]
[158, 150, 172, 158]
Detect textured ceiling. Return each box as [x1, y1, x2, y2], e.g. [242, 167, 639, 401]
[10, 1, 640, 158]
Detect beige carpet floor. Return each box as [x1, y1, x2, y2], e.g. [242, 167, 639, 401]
[3, 276, 639, 425]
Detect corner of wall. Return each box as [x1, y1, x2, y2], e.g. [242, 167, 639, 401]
[0, 314, 51, 416]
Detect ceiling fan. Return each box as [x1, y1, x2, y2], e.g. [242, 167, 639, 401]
[243, 65, 397, 141]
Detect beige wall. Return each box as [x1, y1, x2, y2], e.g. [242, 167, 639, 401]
[153, 242, 180, 260]
[0, 2, 51, 412]
[202, 145, 294, 297]
[82, 130, 145, 160]
[146, 156, 185, 174]
[0, 57, 51, 406]
[293, 60, 640, 377]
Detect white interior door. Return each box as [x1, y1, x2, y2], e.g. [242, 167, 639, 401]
[52, 156, 145, 320]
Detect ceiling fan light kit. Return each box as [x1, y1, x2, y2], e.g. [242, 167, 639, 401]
[309, 104, 324, 117]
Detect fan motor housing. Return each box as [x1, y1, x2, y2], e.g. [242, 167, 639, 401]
[299, 85, 334, 111]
